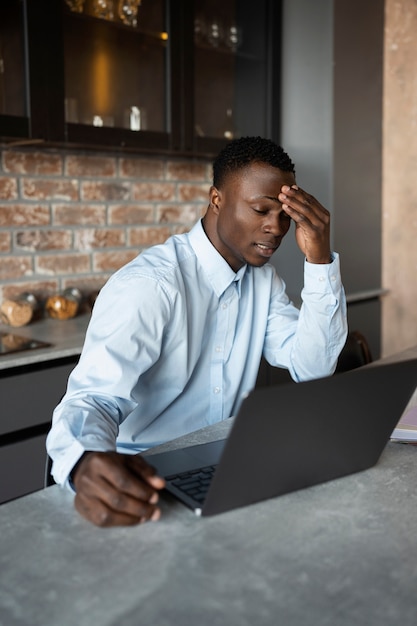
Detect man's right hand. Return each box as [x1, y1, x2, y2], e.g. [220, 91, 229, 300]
[71, 451, 166, 527]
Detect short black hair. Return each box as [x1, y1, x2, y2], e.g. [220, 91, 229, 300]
[212, 136, 295, 188]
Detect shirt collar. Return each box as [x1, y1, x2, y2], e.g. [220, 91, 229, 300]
[188, 219, 247, 298]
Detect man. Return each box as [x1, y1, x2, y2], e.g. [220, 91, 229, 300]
[47, 136, 347, 527]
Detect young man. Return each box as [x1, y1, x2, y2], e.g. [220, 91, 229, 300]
[47, 136, 347, 527]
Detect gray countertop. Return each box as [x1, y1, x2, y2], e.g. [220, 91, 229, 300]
[1, 417, 417, 625]
[0, 314, 90, 370]
[1, 346, 416, 626]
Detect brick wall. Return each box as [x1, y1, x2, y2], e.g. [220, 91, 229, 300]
[0, 147, 211, 309]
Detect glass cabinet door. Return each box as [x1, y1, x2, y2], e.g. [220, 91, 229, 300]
[0, 0, 280, 154]
[63, 0, 171, 148]
[191, 0, 278, 154]
[0, 0, 29, 138]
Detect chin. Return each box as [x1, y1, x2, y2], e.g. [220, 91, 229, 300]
[247, 257, 269, 268]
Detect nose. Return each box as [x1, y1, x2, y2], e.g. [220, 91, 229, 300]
[263, 213, 287, 236]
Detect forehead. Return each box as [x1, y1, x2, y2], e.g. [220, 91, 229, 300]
[223, 162, 296, 194]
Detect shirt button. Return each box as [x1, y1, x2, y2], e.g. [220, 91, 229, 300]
[319, 276, 325, 282]
[214, 387, 221, 394]
[222, 303, 228, 309]
[215, 346, 222, 352]
[331, 275, 336, 281]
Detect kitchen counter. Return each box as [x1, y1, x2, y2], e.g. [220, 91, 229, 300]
[1, 419, 417, 626]
[0, 313, 90, 371]
[1, 347, 417, 625]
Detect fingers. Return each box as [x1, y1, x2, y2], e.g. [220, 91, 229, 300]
[74, 485, 161, 527]
[126, 454, 166, 490]
[278, 185, 330, 227]
[278, 185, 331, 264]
[72, 451, 166, 527]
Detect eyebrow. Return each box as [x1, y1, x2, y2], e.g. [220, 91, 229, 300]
[251, 195, 281, 204]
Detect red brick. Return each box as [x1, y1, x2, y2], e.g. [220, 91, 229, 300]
[0, 149, 218, 308]
[173, 225, 192, 235]
[109, 204, 154, 225]
[0, 204, 50, 227]
[0, 177, 18, 200]
[75, 228, 126, 250]
[131, 182, 176, 202]
[166, 160, 208, 181]
[156, 204, 198, 224]
[15, 230, 73, 251]
[22, 178, 79, 201]
[0, 256, 33, 280]
[178, 183, 209, 202]
[93, 250, 137, 272]
[129, 226, 171, 247]
[62, 275, 109, 295]
[36, 253, 91, 275]
[0, 280, 59, 303]
[2, 151, 62, 175]
[66, 155, 116, 177]
[0, 232, 11, 252]
[119, 157, 164, 179]
[53, 204, 106, 226]
[81, 181, 130, 201]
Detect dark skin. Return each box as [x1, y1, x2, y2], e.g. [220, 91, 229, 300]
[203, 162, 331, 270]
[73, 451, 165, 527]
[72, 162, 332, 527]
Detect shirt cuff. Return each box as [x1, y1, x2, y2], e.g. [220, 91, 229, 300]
[49, 440, 85, 492]
[303, 251, 342, 294]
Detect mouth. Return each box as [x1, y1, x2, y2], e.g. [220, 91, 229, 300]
[254, 242, 279, 258]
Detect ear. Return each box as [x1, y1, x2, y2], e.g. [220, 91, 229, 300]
[209, 186, 222, 215]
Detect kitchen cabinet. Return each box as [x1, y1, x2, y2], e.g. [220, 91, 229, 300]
[0, 356, 78, 503]
[184, 0, 281, 155]
[0, 0, 281, 156]
[0, 0, 28, 139]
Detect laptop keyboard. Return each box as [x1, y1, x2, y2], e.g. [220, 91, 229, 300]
[166, 465, 217, 503]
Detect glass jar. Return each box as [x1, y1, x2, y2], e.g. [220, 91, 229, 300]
[45, 287, 82, 321]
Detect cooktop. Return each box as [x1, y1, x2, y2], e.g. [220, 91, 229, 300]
[0, 332, 52, 355]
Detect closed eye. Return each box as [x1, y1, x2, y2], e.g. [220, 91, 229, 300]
[251, 206, 291, 222]
[252, 207, 269, 215]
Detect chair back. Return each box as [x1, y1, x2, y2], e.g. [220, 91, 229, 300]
[336, 330, 373, 373]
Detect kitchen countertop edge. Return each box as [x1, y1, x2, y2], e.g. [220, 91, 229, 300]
[0, 314, 90, 371]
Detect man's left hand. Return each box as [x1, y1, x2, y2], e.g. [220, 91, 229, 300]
[279, 185, 332, 264]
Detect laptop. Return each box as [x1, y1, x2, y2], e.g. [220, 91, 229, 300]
[144, 358, 417, 517]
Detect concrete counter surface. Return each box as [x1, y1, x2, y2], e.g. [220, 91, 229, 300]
[0, 314, 90, 370]
[1, 419, 417, 626]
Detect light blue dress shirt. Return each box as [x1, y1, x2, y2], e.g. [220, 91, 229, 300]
[47, 219, 347, 487]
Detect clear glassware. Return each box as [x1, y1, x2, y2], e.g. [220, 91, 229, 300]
[226, 25, 241, 52]
[65, 0, 85, 12]
[194, 16, 207, 45]
[0, 293, 38, 327]
[207, 20, 224, 48]
[118, 0, 141, 27]
[92, 0, 114, 21]
[45, 288, 82, 321]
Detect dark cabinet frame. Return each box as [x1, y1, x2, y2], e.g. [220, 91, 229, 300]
[0, 0, 282, 157]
